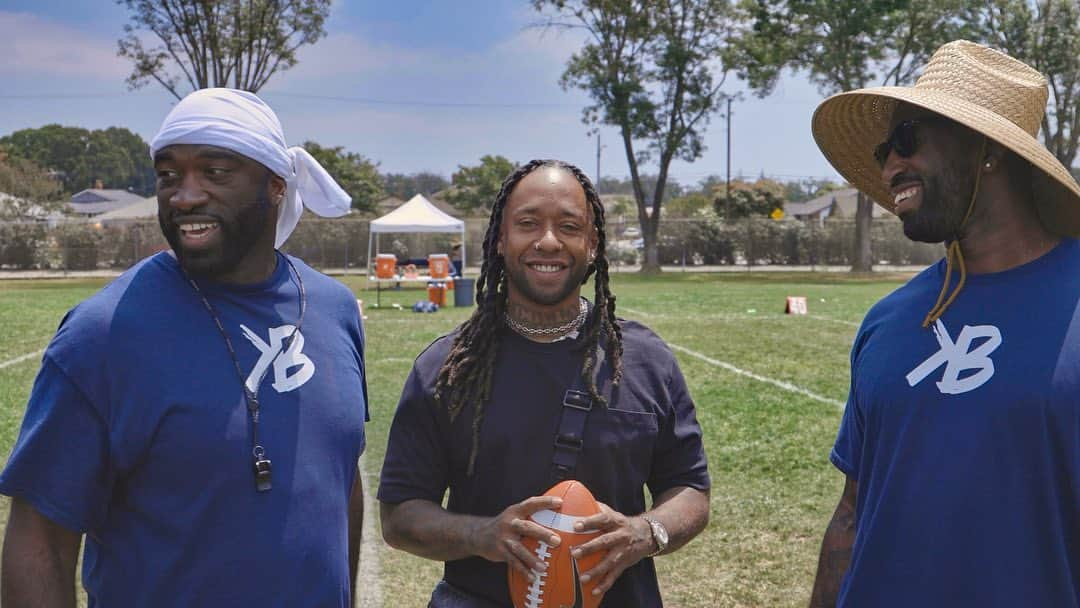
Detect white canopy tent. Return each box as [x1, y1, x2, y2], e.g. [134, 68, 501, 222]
[367, 194, 466, 276]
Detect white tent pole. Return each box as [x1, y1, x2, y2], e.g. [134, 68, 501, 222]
[366, 228, 373, 278]
[460, 226, 466, 277]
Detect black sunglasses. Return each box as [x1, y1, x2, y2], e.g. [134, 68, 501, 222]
[873, 120, 922, 167]
[873, 116, 954, 167]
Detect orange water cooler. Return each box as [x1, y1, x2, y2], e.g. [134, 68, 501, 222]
[427, 282, 447, 306]
[428, 253, 450, 279]
[375, 254, 397, 279]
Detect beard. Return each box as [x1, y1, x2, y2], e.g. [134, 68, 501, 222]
[159, 184, 274, 279]
[503, 254, 590, 306]
[900, 162, 977, 244]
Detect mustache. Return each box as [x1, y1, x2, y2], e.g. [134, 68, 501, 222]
[890, 173, 923, 189]
[164, 210, 225, 225]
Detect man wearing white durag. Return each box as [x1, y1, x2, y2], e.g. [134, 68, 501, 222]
[0, 88, 369, 607]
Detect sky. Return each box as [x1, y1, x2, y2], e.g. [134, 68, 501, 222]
[0, 0, 843, 189]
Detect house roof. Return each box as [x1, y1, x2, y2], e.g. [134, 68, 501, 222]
[66, 199, 142, 216]
[71, 189, 145, 205]
[95, 196, 158, 223]
[784, 187, 891, 220]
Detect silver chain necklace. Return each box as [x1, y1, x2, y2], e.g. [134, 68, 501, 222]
[504, 297, 588, 337]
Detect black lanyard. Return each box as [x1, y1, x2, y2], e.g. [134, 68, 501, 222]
[186, 255, 306, 492]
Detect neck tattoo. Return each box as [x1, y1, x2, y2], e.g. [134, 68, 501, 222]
[504, 297, 588, 338]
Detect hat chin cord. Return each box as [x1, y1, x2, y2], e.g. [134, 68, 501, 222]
[921, 137, 989, 329]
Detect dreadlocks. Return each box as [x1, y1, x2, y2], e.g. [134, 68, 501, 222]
[433, 159, 623, 475]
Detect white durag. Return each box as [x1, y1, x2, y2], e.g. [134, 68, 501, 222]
[149, 88, 351, 248]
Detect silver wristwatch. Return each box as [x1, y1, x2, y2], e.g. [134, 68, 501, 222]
[642, 515, 669, 557]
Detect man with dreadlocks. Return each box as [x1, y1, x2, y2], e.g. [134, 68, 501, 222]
[378, 159, 710, 607]
[808, 41, 1080, 607]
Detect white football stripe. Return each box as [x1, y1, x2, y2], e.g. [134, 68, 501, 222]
[356, 452, 382, 608]
[0, 349, 44, 370]
[530, 509, 592, 533]
[669, 343, 844, 409]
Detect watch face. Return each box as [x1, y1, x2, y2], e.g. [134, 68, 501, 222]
[655, 521, 669, 545]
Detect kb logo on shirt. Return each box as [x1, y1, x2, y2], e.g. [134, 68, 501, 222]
[906, 319, 1002, 395]
[240, 324, 315, 393]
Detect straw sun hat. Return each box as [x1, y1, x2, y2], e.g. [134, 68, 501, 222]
[812, 40, 1080, 236]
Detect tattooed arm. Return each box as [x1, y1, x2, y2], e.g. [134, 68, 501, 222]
[809, 477, 857, 608]
[380, 496, 565, 580]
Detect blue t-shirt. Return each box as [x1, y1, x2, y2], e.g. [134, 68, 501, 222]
[378, 317, 710, 607]
[0, 252, 369, 607]
[832, 238, 1080, 607]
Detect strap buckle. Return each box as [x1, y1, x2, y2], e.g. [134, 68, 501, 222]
[554, 433, 584, 450]
[562, 390, 593, 411]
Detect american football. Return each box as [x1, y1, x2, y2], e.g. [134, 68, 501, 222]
[508, 480, 607, 608]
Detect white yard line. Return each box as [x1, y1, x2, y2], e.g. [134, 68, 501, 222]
[356, 451, 383, 608]
[668, 343, 845, 409]
[0, 349, 44, 370]
[618, 306, 652, 318]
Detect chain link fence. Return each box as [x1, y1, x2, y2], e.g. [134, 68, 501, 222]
[0, 216, 943, 272]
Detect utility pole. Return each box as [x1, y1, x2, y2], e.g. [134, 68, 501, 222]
[726, 97, 732, 219]
[596, 132, 602, 185]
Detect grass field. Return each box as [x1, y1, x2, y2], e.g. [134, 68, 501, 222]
[0, 270, 914, 607]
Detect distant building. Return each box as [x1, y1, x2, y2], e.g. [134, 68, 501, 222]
[0, 192, 64, 224]
[68, 188, 145, 217]
[95, 196, 159, 226]
[784, 187, 891, 225]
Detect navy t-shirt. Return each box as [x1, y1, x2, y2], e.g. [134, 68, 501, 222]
[0, 252, 369, 607]
[833, 238, 1080, 607]
[379, 316, 710, 607]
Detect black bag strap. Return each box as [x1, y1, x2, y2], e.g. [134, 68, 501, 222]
[549, 346, 611, 484]
[550, 387, 592, 484]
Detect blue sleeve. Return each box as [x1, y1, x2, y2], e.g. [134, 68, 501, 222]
[831, 334, 866, 479]
[0, 356, 112, 534]
[376, 367, 449, 505]
[647, 356, 710, 496]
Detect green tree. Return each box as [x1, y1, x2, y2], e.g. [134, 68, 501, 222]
[534, 0, 737, 272]
[735, 0, 973, 271]
[99, 127, 157, 195]
[302, 142, 383, 214]
[596, 174, 684, 201]
[383, 171, 450, 199]
[664, 191, 714, 218]
[117, 0, 332, 99]
[445, 155, 517, 213]
[0, 153, 64, 219]
[969, 0, 1080, 169]
[715, 178, 786, 218]
[0, 124, 154, 195]
[783, 177, 845, 202]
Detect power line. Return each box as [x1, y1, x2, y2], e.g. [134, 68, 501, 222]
[264, 92, 578, 109]
[0, 93, 143, 100]
[0, 91, 578, 109]
[0, 90, 824, 108]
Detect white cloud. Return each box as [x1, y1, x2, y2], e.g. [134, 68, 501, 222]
[275, 31, 429, 82]
[270, 16, 587, 106]
[0, 11, 129, 79]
